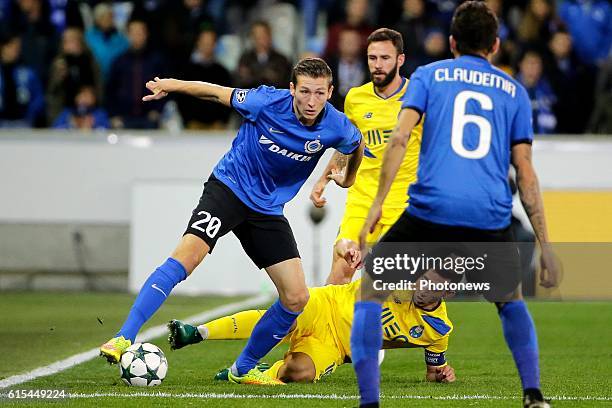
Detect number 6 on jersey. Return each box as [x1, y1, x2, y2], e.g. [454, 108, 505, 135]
[451, 90, 493, 159]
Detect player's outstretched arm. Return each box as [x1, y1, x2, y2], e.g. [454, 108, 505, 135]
[142, 77, 234, 106]
[310, 139, 365, 207]
[309, 151, 348, 207]
[425, 363, 456, 383]
[358, 108, 420, 251]
[511, 143, 561, 288]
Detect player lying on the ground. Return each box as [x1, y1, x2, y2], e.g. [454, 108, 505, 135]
[168, 269, 456, 384]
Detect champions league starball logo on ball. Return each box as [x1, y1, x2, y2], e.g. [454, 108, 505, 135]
[304, 138, 323, 154]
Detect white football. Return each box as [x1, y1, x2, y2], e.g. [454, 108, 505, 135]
[119, 342, 168, 386]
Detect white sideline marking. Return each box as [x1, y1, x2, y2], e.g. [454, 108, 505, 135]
[20, 392, 612, 402]
[0, 294, 271, 390]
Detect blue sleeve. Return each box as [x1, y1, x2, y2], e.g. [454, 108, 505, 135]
[510, 86, 534, 145]
[402, 66, 429, 115]
[559, 2, 570, 25]
[603, 6, 612, 59]
[94, 109, 111, 129]
[26, 69, 45, 124]
[52, 110, 72, 129]
[230, 85, 273, 121]
[335, 120, 362, 155]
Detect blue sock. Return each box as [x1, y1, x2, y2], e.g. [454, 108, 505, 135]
[498, 301, 540, 390]
[351, 301, 382, 406]
[233, 299, 300, 376]
[117, 258, 187, 342]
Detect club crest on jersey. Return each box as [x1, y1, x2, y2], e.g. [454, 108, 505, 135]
[304, 138, 323, 154]
[363, 112, 373, 119]
[409, 325, 424, 338]
[235, 89, 248, 103]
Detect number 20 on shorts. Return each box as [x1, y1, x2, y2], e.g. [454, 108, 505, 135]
[190, 211, 222, 238]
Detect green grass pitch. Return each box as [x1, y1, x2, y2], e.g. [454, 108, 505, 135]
[1, 293, 611, 407]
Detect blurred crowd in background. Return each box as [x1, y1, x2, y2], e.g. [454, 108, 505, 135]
[0, 0, 610, 134]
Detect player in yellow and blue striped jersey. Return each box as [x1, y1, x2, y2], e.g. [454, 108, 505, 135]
[168, 269, 456, 384]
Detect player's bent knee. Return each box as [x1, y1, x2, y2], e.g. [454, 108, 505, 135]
[171, 253, 202, 275]
[487, 287, 522, 304]
[171, 235, 210, 274]
[282, 289, 310, 312]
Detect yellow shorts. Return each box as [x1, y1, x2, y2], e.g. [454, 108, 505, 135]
[286, 287, 345, 381]
[335, 207, 404, 246]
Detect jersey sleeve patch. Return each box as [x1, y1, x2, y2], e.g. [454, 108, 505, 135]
[231, 85, 272, 121]
[421, 315, 452, 336]
[235, 89, 248, 103]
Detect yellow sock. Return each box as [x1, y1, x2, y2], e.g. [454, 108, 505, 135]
[198, 310, 265, 340]
[263, 360, 285, 379]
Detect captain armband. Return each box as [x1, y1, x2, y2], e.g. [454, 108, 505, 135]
[424, 349, 447, 366]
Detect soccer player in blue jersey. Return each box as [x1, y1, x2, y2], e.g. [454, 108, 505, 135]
[353, 2, 560, 407]
[99, 58, 365, 385]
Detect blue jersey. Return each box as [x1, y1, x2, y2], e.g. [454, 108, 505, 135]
[213, 86, 362, 215]
[402, 55, 533, 230]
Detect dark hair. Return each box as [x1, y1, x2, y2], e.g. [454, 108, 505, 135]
[127, 19, 148, 29]
[450, 1, 498, 55]
[0, 30, 19, 48]
[291, 57, 333, 87]
[518, 48, 543, 64]
[367, 28, 404, 55]
[551, 25, 570, 36]
[251, 20, 272, 34]
[197, 22, 216, 36]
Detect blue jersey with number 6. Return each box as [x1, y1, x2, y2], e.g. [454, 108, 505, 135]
[402, 55, 533, 230]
